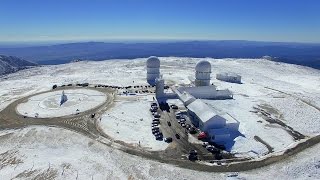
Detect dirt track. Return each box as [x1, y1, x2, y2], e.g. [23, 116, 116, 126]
[1, 86, 320, 172]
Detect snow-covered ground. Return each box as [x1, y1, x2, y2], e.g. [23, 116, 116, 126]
[98, 95, 168, 151]
[0, 57, 320, 178]
[0, 126, 319, 180]
[16, 89, 106, 118]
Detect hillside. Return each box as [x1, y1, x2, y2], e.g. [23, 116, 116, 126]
[0, 55, 37, 75]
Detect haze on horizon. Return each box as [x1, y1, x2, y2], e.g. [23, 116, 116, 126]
[0, 0, 320, 44]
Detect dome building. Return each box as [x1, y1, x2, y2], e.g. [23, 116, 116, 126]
[146, 56, 160, 85]
[195, 60, 211, 86]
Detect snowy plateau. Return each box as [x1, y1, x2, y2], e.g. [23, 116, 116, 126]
[0, 57, 320, 179]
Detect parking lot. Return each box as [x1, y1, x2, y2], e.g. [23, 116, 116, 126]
[149, 102, 230, 161]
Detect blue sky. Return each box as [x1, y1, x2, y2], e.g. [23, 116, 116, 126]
[0, 0, 319, 43]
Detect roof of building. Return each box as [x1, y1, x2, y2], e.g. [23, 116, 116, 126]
[217, 72, 241, 78]
[146, 56, 160, 68]
[178, 91, 196, 105]
[187, 99, 217, 123]
[195, 60, 211, 72]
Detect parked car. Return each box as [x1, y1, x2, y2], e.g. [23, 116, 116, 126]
[152, 127, 159, 131]
[171, 105, 178, 109]
[186, 124, 191, 129]
[180, 118, 186, 123]
[152, 122, 159, 125]
[167, 121, 171, 127]
[181, 123, 186, 128]
[155, 135, 163, 140]
[151, 124, 159, 128]
[175, 133, 180, 139]
[198, 132, 207, 140]
[164, 137, 173, 143]
[150, 108, 157, 112]
[154, 114, 161, 118]
[189, 127, 197, 134]
[154, 132, 163, 137]
[202, 142, 209, 147]
[206, 145, 220, 153]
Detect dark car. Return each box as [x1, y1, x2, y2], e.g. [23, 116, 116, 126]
[152, 122, 159, 126]
[164, 137, 173, 143]
[167, 121, 171, 126]
[189, 127, 197, 134]
[206, 145, 220, 153]
[152, 127, 159, 130]
[175, 133, 180, 139]
[154, 114, 161, 118]
[170, 104, 178, 109]
[188, 150, 198, 161]
[155, 135, 163, 140]
[154, 132, 163, 136]
[91, 113, 95, 118]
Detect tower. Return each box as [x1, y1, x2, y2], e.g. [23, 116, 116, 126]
[155, 75, 165, 99]
[146, 56, 160, 85]
[195, 60, 211, 86]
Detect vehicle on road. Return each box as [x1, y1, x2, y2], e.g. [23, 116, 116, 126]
[188, 150, 198, 161]
[164, 137, 173, 143]
[167, 121, 171, 126]
[175, 133, 180, 139]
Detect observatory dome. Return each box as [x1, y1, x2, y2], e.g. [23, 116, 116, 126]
[147, 56, 160, 68]
[195, 60, 211, 72]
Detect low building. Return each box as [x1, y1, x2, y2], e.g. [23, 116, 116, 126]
[216, 72, 241, 84]
[178, 92, 239, 145]
[177, 86, 232, 100]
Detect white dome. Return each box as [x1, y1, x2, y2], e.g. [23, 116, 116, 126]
[146, 56, 160, 68]
[195, 60, 211, 72]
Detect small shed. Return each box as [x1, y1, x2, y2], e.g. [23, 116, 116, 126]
[216, 72, 241, 84]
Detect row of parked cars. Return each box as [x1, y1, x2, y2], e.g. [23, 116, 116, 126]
[150, 103, 163, 141]
[175, 111, 197, 134]
[150, 102, 173, 143]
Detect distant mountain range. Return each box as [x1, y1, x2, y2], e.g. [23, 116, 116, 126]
[0, 55, 37, 75]
[0, 40, 319, 69]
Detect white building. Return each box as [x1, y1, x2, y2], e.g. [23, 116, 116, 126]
[146, 56, 160, 85]
[177, 86, 232, 100]
[178, 92, 239, 144]
[216, 72, 241, 84]
[155, 76, 165, 98]
[195, 60, 211, 86]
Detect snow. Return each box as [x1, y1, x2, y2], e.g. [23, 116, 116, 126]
[16, 89, 106, 118]
[0, 57, 320, 178]
[0, 126, 319, 179]
[98, 96, 168, 151]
